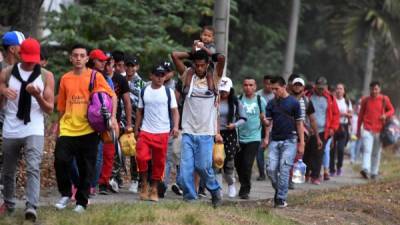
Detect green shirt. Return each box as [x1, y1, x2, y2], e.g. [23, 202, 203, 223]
[238, 95, 266, 143]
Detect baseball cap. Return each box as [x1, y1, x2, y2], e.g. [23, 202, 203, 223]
[2, 31, 25, 46]
[219, 77, 233, 92]
[124, 55, 139, 65]
[292, 78, 305, 86]
[315, 76, 328, 86]
[89, 49, 109, 61]
[162, 61, 172, 72]
[20, 38, 40, 64]
[152, 64, 166, 76]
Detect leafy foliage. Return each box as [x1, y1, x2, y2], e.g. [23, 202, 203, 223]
[44, 0, 213, 78]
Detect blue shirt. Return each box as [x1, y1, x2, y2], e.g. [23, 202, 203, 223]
[266, 95, 301, 141]
[238, 95, 267, 143]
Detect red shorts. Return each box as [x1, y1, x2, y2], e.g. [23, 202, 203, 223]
[136, 131, 169, 181]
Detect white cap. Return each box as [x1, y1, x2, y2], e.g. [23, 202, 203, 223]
[219, 77, 233, 92]
[292, 77, 305, 86]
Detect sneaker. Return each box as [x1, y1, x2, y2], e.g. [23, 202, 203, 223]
[99, 185, 109, 195]
[109, 178, 119, 193]
[336, 168, 342, 176]
[370, 174, 378, 180]
[360, 170, 369, 179]
[211, 190, 222, 208]
[198, 187, 207, 198]
[329, 171, 336, 177]
[324, 173, 330, 181]
[73, 205, 85, 214]
[128, 180, 139, 193]
[256, 175, 266, 181]
[24, 206, 37, 222]
[0, 203, 15, 215]
[275, 199, 288, 208]
[311, 178, 321, 185]
[228, 184, 236, 198]
[55, 197, 70, 210]
[288, 180, 295, 190]
[158, 182, 167, 198]
[239, 193, 249, 199]
[171, 183, 183, 196]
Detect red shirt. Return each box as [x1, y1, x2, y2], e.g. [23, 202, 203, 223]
[357, 95, 395, 133]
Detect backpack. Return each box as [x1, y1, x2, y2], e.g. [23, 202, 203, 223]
[87, 69, 113, 133]
[140, 85, 173, 130]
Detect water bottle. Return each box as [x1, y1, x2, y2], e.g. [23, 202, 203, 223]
[292, 160, 307, 184]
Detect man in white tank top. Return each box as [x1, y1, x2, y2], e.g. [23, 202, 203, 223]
[0, 38, 54, 222]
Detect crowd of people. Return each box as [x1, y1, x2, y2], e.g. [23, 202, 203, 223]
[0, 27, 396, 222]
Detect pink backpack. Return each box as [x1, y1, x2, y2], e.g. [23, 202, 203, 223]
[87, 70, 113, 133]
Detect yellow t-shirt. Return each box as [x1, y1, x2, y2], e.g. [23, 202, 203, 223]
[57, 68, 115, 137]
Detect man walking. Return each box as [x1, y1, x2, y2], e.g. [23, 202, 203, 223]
[265, 76, 304, 208]
[357, 81, 394, 179]
[236, 77, 268, 199]
[54, 44, 117, 213]
[171, 49, 225, 207]
[0, 38, 54, 221]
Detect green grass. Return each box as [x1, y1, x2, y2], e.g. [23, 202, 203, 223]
[0, 201, 298, 225]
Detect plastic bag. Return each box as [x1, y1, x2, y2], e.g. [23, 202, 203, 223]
[119, 132, 136, 156]
[213, 143, 225, 169]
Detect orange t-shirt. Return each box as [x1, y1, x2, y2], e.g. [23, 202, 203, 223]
[57, 68, 115, 137]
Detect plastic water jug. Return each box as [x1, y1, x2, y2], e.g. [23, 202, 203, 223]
[292, 160, 307, 184]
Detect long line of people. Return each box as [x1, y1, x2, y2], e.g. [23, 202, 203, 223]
[0, 28, 396, 222]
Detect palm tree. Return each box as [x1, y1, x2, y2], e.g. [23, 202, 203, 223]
[333, 0, 400, 95]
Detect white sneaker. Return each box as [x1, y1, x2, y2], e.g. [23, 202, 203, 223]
[73, 205, 85, 213]
[109, 178, 119, 193]
[129, 180, 139, 193]
[228, 184, 237, 198]
[55, 197, 70, 210]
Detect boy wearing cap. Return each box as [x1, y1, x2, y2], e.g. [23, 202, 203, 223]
[114, 55, 145, 193]
[1, 31, 25, 68]
[0, 38, 54, 221]
[264, 76, 304, 208]
[135, 64, 179, 202]
[288, 76, 322, 189]
[303, 76, 339, 185]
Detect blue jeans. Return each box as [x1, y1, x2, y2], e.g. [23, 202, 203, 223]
[350, 139, 362, 163]
[323, 137, 332, 169]
[256, 144, 266, 177]
[267, 139, 297, 201]
[361, 130, 381, 175]
[179, 134, 220, 200]
[164, 137, 180, 186]
[91, 141, 103, 188]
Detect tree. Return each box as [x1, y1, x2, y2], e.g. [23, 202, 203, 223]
[0, 0, 44, 37]
[44, 0, 213, 77]
[333, 0, 400, 95]
[282, 0, 301, 80]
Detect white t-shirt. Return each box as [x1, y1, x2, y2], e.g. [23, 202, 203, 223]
[138, 85, 177, 134]
[336, 98, 352, 124]
[3, 64, 45, 138]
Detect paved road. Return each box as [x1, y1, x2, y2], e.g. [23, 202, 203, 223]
[13, 159, 366, 208]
